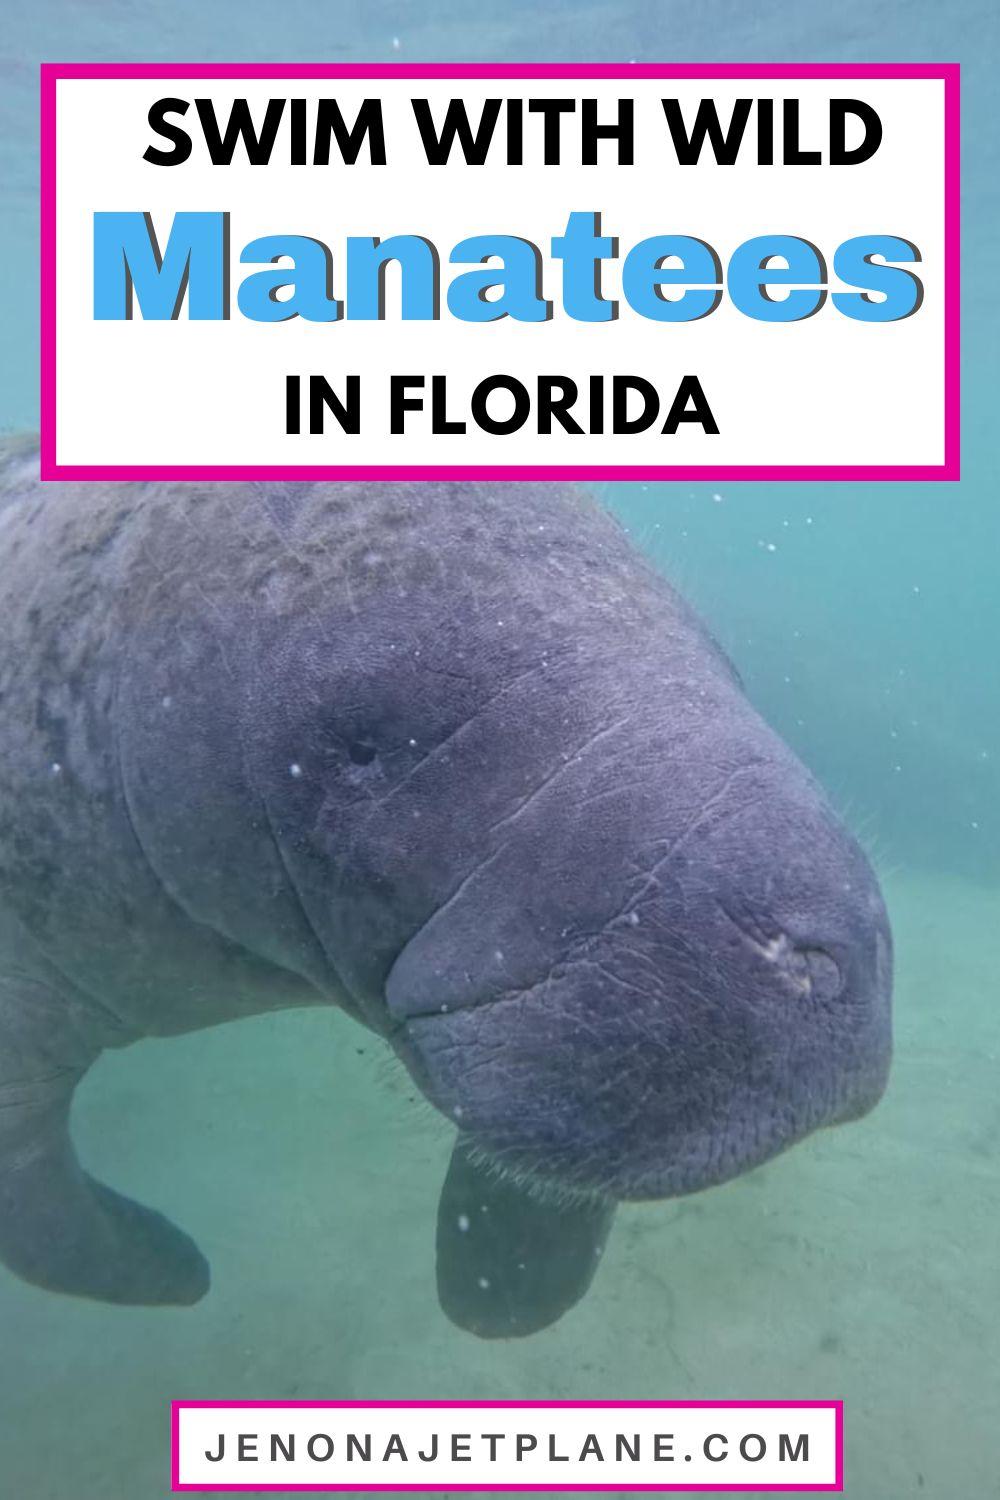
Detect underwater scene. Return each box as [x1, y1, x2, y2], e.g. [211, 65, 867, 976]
[1, 2, 998, 1499]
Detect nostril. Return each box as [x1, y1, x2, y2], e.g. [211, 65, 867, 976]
[795, 946, 844, 1003]
[719, 907, 846, 1002]
[755, 931, 844, 1002]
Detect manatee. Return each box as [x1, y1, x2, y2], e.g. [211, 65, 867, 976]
[0, 435, 892, 1334]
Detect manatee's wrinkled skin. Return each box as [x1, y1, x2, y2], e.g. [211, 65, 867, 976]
[0, 435, 892, 1332]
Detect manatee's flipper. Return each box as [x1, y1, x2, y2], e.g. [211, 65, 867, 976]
[0, 976, 209, 1306]
[436, 1137, 615, 1338]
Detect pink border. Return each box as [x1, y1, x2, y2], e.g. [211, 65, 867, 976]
[170, 1398, 844, 1493]
[39, 62, 960, 482]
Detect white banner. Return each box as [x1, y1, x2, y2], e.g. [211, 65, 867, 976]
[172, 1399, 841, 1490]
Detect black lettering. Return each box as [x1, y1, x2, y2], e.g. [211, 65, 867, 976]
[661, 374, 718, 434]
[538, 375, 584, 434]
[783, 99, 821, 164]
[471, 375, 531, 434]
[662, 97, 753, 164]
[528, 98, 576, 163]
[613, 374, 660, 434]
[390, 375, 425, 433]
[581, 97, 634, 164]
[431, 375, 465, 433]
[195, 96, 286, 165]
[830, 99, 883, 165]
[143, 98, 192, 166]
[313, 98, 387, 165]
[304, 374, 361, 434]
[412, 97, 502, 164]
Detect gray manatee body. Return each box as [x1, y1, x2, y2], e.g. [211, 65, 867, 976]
[0, 436, 892, 1335]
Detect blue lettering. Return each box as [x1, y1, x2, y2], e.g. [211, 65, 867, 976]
[448, 236, 550, 322]
[93, 210, 226, 320]
[622, 235, 721, 322]
[832, 236, 923, 321]
[727, 235, 826, 322]
[237, 235, 340, 322]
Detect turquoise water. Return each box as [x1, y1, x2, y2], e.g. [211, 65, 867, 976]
[1, 3, 998, 1499]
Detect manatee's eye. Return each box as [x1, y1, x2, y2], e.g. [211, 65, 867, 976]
[347, 739, 378, 766]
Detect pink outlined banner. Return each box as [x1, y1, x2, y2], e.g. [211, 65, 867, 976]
[40, 62, 960, 483]
[170, 1398, 843, 1492]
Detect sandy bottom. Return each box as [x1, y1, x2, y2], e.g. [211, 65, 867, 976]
[1, 869, 997, 1499]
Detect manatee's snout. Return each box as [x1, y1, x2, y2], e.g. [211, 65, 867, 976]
[386, 695, 893, 1204]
